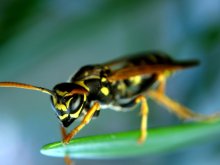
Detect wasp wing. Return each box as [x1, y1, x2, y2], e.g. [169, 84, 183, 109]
[105, 51, 199, 81]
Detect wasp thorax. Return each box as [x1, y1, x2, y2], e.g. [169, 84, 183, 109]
[50, 83, 87, 127]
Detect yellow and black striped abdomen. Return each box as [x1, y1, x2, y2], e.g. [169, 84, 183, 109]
[113, 74, 157, 99]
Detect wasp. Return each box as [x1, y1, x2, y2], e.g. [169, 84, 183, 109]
[0, 51, 217, 165]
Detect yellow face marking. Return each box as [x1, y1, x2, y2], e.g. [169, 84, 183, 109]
[70, 109, 82, 118]
[83, 94, 86, 101]
[65, 97, 73, 109]
[59, 114, 68, 120]
[101, 87, 109, 96]
[55, 104, 67, 111]
[69, 95, 86, 118]
[70, 97, 85, 118]
[53, 93, 73, 111]
[52, 96, 57, 105]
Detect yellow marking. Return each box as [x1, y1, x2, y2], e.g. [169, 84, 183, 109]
[65, 98, 73, 108]
[101, 87, 109, 96]
[158, 71, 172, 83]
[104, 66, 109, 70]
[91, 75, 101, 79]
[117, 81, 126, 91]
[129, 76, 142, 85]
[63, 102, 100, 144]
[74, 75, 102, 91]
[83, 94, 87, 101]
[164, 70, 172, 77]
[52, 96, 57, 105]
[55, 104, 68, 111]
[70, 95, 86, 118]
[70, 109, 82, 118]
[101, 77, 107, 82]
[85, 75, 100, 80]
[74, 81, 90, 91]
[56, 90, 69, 96]
[84, 71, 89, 77]
[59, 114, 68, 120]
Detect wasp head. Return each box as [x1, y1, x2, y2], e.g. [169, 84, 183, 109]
[51, 83, 88, 127]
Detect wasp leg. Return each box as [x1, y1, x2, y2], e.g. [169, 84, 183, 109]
[148, 90, 202, 120]
[149, 73, 198, 119]
[117, 95, 149, 143]
[149, 73, 220, 121]
[63, 102, 100, 144]
[64, 155, 74, 165]
[156, 74, 167, 94]
[60, 126, 74, 165]
[155, 73, 216, 120]
[148, 90, 220, 121]
[61, 126, 67, 139]
[135, 95, 149, 144]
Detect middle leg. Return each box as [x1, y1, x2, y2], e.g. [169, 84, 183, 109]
[117, 95, 149, 143]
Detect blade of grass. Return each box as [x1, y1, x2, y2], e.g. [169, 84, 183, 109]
[41, 120, 220, 159]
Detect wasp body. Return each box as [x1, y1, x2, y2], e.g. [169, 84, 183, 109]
[47, 52, 200, 142]
[51, 52, 198, 130]
[2, 51, 213, 165]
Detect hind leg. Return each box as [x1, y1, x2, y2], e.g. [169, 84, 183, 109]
[148, 73, 219, 121]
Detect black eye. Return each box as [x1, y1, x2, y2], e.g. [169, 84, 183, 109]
[69, 95, 83, 112]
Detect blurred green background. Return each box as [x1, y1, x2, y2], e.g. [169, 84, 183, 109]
[0, 0, 220, 165]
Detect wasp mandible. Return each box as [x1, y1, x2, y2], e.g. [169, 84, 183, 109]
[0, 51, 217, 164]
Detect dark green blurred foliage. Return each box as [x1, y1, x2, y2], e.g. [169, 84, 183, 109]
[0, 0, 220, 165]
[0, 0, 40, 45]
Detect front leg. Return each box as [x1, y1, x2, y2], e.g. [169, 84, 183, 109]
[63, 102, 100, 144]
[60, 126, 73, 165]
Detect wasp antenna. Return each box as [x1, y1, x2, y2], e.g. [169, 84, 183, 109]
[0, 82, 55, 96]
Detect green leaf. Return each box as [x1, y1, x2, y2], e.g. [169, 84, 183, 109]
[41, 120, 220, 159]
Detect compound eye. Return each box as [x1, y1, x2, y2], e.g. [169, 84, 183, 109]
[69, 95, 83, 112]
